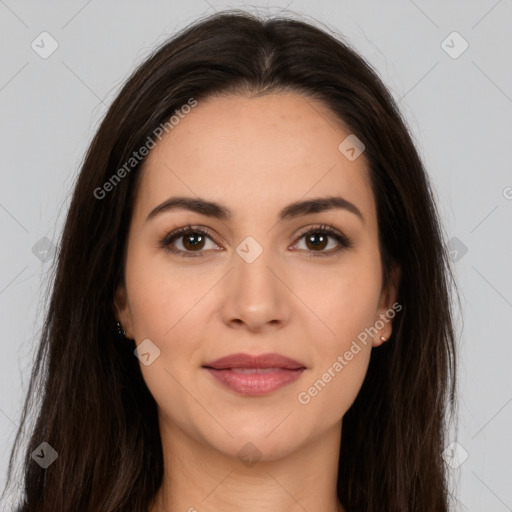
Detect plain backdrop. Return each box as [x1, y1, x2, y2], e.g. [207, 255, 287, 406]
[1, 1, 511, 511]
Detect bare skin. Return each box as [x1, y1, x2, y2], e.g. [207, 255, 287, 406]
[115, 92, 399, 512]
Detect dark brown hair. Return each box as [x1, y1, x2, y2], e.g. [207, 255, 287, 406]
[3, 9, 458, 511]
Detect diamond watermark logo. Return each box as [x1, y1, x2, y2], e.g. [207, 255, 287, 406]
[32, 236, 57, 263]
[236, 236, 263, 264]
[134, 338, 161, 366]
[448, 236, 468, 263]
[31, 31, 59, 59]
[443, 441, 469, 469]
[338, 134, 365, 161]
[441, 31, 469, 59]
[237, 442, 262, 468]
[31, 441, 58, 468]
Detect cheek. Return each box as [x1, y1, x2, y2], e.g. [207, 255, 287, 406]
[125, 251, 214, 396]
[130, 281, 209, 430]
[290, 259, 380, 414]
[124, 244, 212, 339]
[295, 255, 381, 346]
[294, 269, 378, 412]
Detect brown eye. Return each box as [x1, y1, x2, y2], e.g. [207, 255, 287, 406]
[181, 232, 206, 251]
[160, 226, 219, 257]
[304, 232, 329, 251]
[293, 225, 353, 257]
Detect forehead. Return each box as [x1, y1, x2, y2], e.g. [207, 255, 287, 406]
[135, 92, 376, 229]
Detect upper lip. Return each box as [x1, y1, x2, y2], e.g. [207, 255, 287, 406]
[203, 353, 306, 370]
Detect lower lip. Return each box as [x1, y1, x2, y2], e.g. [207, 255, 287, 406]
[204, 367, 305, 396]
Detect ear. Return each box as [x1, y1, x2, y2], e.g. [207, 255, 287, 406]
[114, 282, 133, 339]
[372, 264, 401, 347]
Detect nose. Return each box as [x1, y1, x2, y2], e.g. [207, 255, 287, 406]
[220, 244, 291, 333]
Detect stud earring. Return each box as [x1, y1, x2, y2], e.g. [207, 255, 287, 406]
[116, 321, 126, 338]
[380, 335, 386, 342]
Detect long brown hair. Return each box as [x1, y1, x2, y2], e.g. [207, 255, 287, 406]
[3, 9, 458, 511]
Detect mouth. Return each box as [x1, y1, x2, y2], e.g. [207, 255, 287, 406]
[202, 353, 306, 396]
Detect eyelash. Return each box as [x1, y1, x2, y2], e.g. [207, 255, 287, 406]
[159, 224, 353, 258]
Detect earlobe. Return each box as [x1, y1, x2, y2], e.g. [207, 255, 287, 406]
[373, 264, 401, 347]
[114, 284, 131, 338]
[372, 333, 389, 348]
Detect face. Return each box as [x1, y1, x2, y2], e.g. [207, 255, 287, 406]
[115, 92, 398, 461]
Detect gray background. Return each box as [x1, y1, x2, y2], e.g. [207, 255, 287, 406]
[1, 1, 511, 510]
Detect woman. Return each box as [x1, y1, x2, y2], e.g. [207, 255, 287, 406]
[3, 9, 458, 512]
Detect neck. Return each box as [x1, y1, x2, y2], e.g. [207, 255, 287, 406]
[150, 418, 345, 512]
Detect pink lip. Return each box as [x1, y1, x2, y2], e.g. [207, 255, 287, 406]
[202, 353, 307, 396]
[204, 352, 306, 370]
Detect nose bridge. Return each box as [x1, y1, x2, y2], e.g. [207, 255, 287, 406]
[221, 232, 289, 329]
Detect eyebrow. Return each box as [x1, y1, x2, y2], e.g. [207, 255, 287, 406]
[145, 195, 365, 225]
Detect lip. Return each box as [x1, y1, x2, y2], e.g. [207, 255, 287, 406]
[203, 352, 306, 370]
[202, 353, 307, 396]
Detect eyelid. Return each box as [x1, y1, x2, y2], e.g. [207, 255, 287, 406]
[290, 224, 354, 256]
[159, 225, 220, 257]
[293, 224, 351, 245]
